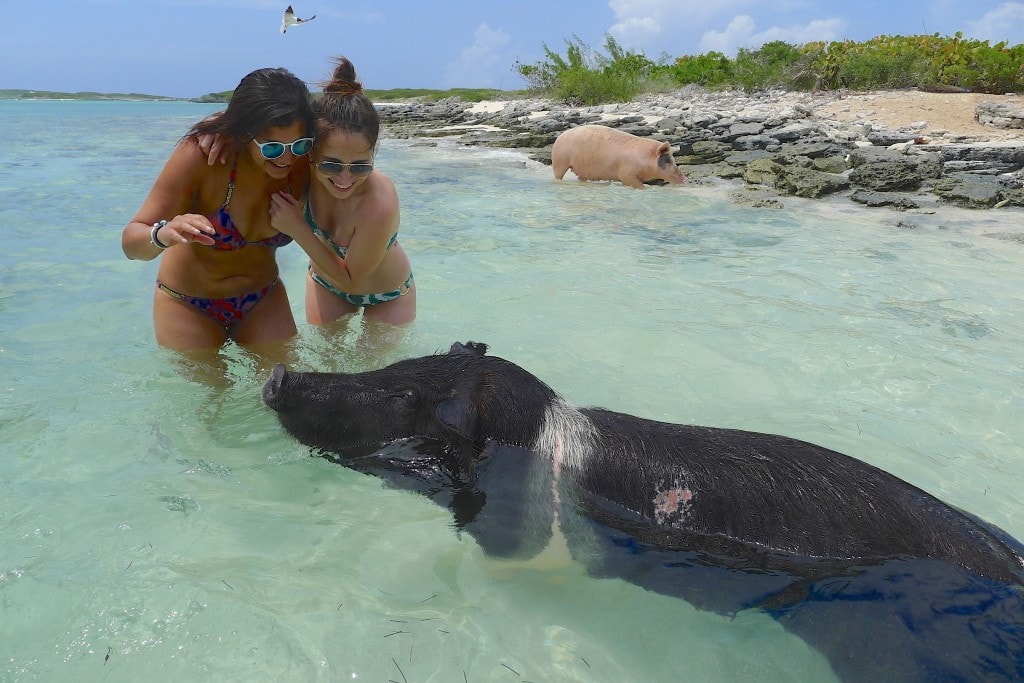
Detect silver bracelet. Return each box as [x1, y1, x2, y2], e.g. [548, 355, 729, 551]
[150, 220, 171, 249]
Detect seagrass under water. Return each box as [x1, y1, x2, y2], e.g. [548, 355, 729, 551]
[2, 100, 1024, 681]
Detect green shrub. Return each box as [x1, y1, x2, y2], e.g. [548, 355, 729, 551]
[517, 33, 1023, 104]
[659, 51, 734, 88]
[516, 33, 651, 104]
[807, 34, 1024, 92]
[832, 37, 928, 89]
[733, 41, 803, 90]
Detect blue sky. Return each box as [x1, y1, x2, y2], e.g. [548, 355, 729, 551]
[5, 1, 1023, 98]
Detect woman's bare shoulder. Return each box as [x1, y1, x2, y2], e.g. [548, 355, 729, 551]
[164, 135, 214, 175]
[363, 172, 400, 219]
[347, 185, 396, 241]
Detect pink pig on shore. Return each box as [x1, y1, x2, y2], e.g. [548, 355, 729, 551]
[551, 124, 688, 189]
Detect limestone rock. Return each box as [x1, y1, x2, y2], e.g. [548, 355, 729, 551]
[976, 101, 1024, 129]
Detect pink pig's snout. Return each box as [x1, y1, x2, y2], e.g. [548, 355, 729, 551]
[657, 152, 688, 184]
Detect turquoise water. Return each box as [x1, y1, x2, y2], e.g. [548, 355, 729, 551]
[2, 100, 1024, 681]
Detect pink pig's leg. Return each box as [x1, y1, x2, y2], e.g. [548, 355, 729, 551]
[552, 159, 570, 180]
[619, 172, 646, 189]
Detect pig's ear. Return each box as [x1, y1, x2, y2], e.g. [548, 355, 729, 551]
[436, 396, 477, 440]
[658, 141, 671, 155]
[435, 396, 481, 481]
[449, 341, 488, 356]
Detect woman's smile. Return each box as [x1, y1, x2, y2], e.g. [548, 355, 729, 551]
[330, 176, 357, 192]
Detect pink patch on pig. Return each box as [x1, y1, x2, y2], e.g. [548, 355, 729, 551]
[653, 485, 694, 526]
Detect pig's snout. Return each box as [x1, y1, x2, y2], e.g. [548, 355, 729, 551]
[262, 363, 288, 410]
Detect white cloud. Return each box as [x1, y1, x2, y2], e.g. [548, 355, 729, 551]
[699, 15, 846, 55]
[699, 15, 756, 54]
[758, 18, 846, 46]
[444, 23, 512, 88]
[608, 0, 751, 47]
[965, 2, 1024, 45]
[611, 16, 663, 41]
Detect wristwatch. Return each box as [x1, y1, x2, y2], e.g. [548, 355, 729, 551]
[150, 220, 171, 249]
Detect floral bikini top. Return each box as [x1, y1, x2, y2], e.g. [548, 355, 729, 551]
[206, 158, 294, 251]
[302, 198, 397, 259]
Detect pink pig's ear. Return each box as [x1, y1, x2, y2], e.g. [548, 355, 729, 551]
[658, 141, 672, 155]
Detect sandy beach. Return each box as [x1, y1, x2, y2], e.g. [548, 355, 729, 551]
[816, 90, 1023, 141]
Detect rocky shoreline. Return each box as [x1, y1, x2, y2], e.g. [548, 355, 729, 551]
[379, 88, 1024, 211]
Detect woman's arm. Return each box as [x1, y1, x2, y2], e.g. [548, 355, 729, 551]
[270, 190, 353, 287]
[269, 180, 399, 291]
[122, 140, 217, 260]
[340, 178, 401, 284]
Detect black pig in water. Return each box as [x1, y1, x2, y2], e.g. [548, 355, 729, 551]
[262, 341, 1024, 682]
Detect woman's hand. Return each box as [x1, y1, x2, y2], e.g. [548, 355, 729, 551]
[156, 214, 217, 247]
[269, 192, 307, 237]
[197, 133, 229, 166]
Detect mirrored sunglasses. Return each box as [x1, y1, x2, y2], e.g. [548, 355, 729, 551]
[252, 137, 314, 159]
[317, 160, 374, 177]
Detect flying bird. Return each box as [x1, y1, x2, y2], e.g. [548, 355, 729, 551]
[281, 5, 316, 33]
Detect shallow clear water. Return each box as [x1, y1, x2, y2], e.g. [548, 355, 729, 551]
[2, 100, 1024, 681]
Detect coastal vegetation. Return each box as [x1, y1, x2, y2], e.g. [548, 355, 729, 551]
[192, 88, 511, 104]
[193, 90, 233, 103]
[515, 33, 1024, 105]
[0, 87, 513, 104]
[6, 33, 1020, 106]
[365, 88, 510, 102]
[0, 89, 177, 101]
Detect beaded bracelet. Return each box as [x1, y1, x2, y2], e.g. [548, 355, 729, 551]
[150, 220, 171, 249]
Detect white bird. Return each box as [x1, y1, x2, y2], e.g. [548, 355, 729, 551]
[281, 5, 316, 33]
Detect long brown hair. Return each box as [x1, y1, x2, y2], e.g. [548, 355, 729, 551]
[188, 67, 315, 154]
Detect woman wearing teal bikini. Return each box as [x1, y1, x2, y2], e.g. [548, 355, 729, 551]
[265, 56, 416, 326]
[121, 67, 313, 352]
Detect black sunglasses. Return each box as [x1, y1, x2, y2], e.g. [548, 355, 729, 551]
[316, 160, 374, 177]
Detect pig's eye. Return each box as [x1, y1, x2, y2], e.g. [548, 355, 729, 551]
[386, 389, 415, 404]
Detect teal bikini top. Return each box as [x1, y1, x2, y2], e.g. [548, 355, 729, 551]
[303, 199, 396, 259]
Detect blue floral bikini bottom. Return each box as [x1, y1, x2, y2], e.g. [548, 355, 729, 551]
[156, 279, 276, 328]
